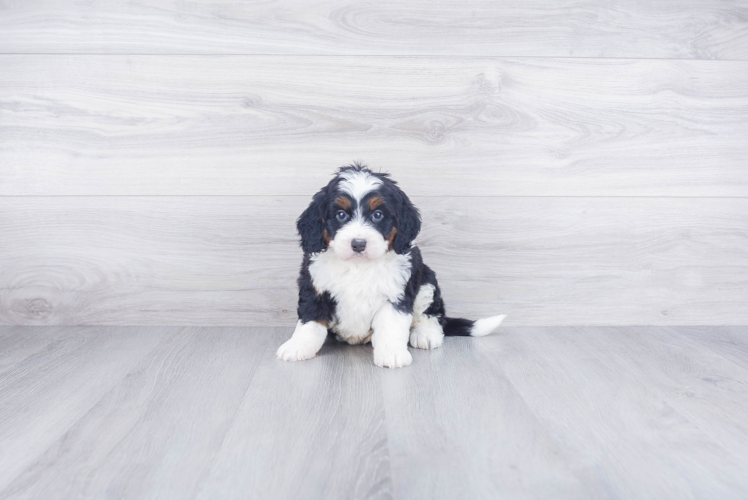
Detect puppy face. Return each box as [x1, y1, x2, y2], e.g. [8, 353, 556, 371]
[297, 164, 421, 260]
[327, 187, 395, 262]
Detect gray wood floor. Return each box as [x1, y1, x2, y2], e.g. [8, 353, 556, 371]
[1, 326, 747, 499]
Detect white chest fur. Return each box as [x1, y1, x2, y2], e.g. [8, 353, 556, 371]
[309, 250, 412, 343]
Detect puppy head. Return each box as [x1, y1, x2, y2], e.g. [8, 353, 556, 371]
[297, 163, 421, 261]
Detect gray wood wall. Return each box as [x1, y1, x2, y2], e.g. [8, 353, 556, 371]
[1, 1, 747, 326]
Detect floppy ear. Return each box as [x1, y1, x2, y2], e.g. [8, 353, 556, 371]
[297, 189, 329, 254]
[392, 189, 421, 254]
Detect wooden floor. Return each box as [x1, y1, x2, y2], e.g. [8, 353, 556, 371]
[1, 326, 747, 499]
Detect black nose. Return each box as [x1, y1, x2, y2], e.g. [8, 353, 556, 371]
[351, 239, 367, 253]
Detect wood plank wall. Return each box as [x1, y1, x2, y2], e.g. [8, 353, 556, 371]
[1, 1, 747, 326]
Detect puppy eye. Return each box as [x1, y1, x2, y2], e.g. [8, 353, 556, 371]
[336, 210, 349, 222]
[371, 210, 383, 222]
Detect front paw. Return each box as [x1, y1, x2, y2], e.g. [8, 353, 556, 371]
[373, 347, 413, 368]
[276, 337, 320, 361]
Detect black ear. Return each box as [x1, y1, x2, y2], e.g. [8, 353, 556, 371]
[392, 189, 421, 254]
[297, 189, 329, 254]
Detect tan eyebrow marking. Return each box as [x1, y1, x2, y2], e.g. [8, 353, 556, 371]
[368, 196, 384, 210]
[334, 196, 351, 210]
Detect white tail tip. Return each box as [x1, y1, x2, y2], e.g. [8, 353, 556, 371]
[471, 315, 506, 337]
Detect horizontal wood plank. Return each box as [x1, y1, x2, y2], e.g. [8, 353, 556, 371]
[1, 1, 747, 59]
[1, 196, 745, 326]
[2, 56, 748, 196]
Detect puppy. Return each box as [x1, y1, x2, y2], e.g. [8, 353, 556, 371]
[277, 163, 505, 368]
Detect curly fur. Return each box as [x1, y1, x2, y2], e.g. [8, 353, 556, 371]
[277, 163, 506, 368]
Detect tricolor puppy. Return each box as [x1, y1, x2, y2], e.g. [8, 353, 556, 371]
[277, 164, 506, 368]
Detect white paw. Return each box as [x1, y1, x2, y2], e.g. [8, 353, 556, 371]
[373, 347, 413, 368]
[409, 327, 444, 350]
[276, 337, 320, 361]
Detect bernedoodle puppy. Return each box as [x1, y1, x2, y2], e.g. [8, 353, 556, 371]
[277, 163, 506, 368]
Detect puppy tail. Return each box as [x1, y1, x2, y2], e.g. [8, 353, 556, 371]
[441, 314, 506, 337]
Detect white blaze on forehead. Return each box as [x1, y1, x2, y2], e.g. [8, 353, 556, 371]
[338, 170, 382, 203]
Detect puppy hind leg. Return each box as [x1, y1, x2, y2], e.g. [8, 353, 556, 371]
[411, 283, 436, 318]
[409, 315, 445, 350]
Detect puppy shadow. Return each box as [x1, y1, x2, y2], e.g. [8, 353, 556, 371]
[316, 333, 453, 368]
[316, 335, 372, 362]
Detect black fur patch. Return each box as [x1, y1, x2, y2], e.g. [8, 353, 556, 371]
[367, 172, 421, 254]
[296, 254, 336, 325]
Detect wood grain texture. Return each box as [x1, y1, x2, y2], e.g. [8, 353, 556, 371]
[2, 326, 748, 499]
[1, 326, 272, 499]
[1, 1, 747, 58]
[194, 329, 391, 500]
[677, 326, 748, 370]
[564, 326, 748, 466]
[1, 196, 746, 326]
[0, 326, 67, 376]
[380, 340, 588, 499]
[0, 326, 168, 492]
[2, 56, 748, 196]
[483, 326, 748, 499]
